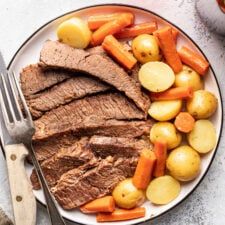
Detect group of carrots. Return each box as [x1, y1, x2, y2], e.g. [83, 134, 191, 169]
[77, 11, 210, 222]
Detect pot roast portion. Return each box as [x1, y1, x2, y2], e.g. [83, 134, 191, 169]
[32, 119, 152, 162]
[31, 137, 97, 189]
[20, 64, 70, 97]
[39, 40, 150, 113]
[33, 93, 146, 140]
[89, 136, 152, 158]
[28, 75, 111, 118]
[52, 156, 138, 209]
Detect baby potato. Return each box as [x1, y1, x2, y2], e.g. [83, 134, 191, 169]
[187, 90, 218, 119]
[166, 145, 201, 181]
[150, 122, 182, 149]
[132, 34, 160, 64]
[188, 120, 217, 153]
[57, 17, 92, 48]
[146, 175, 181, 205]
[175, 65, 203, 91]
[112, 178, 145, 209]
[148, 100, 182, 121]
[139, 62, 175, 92]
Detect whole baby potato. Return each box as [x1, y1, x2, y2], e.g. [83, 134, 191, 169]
[187, 90, 218, 119]
[166, 145, 201, 181]
[132, 34, 160, 63]
[112, 178, 145, 209]
[150, 122, 182, 149]
[175, 65, 203, 91]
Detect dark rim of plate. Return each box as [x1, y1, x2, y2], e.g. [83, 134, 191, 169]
[3, 3, 224, 225]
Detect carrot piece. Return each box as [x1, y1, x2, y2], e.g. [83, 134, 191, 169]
[172, 28, 179, 43]
[115, 22, 158, 39]
[80, 196, 115, 213]
[132, 149, 156, 189]
[96, 207, 146, 222]
[154, 26, 182, 73]
[175, 112, 195, 133]
[91, 14, 133, 46]
[217, 0, 225, 13]
[150, 87, 193, 101]
[153, 141, 167, 177]
[178, 46, 209, 75]
[87, 13, 134, 30]
[102, 35, 137, 69]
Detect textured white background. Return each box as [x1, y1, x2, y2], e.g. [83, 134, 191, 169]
[0, 0, 224, 225]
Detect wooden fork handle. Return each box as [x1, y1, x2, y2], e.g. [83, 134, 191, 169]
[5, 144, 36, 225]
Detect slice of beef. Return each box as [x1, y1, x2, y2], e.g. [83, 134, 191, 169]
[33, 120, 152, 162]
[39, 40, 150, 113]
[28, 75, 111, 118]
[33, 93, 145, 140]
[89, 136, 152, 158]
[31, 137, 97, 189]
[52, 156, 137, 209]
[20, 64, 70, 97]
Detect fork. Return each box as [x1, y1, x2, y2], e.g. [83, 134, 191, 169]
[0, 71, 66, 225]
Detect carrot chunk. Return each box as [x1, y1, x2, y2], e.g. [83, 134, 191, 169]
[96, 207, 146, 222]
[80, 196, 115, 213]
[132, 149, 156, 189]
[102, 35, 137, 69]
[174, 112, 195, 133]
[153, 141, 167, 177]
[150, 87, 193, 101]
[178, 46, 209, 75]
[87, 12, 134, 30]
[91, 14, 133, 46]
[115, 22, 158, 39]
[154, 26, 182, 73]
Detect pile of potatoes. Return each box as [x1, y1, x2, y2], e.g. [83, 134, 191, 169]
[112, 34, 218, 209]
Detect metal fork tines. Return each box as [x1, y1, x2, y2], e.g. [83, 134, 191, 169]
[0, 72, 66, 225]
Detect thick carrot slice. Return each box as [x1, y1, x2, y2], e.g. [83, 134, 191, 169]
[96, 207, 146, 222]
[154, 26, 182, 73]
[132, 149, 156, 189]
[115, 22, 158, 39]
[153, 141, 167, 177]
[178, 46, 209, 75]
[175, 112, 195, 133]
[80, 196, 115, 213]
[91, 14, 133, 46]
[150, 87, 193, 101]
[217, 0, 225, 13]
[102, 35, 137, 69]
[87, 13, 134, 30]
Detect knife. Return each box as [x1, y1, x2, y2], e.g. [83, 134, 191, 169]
[0, 52, 36, 225]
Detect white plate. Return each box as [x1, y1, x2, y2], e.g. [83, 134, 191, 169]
[7, 4, 223, 225]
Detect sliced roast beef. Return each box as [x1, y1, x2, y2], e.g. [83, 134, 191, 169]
[33, 93, 145, 140]
[33, 120, 152, 162]
[28, 75, 111, 118]
[39, 40, 150, 113]
[52, 156, 137, 209]
[31, 137, 97, 189]
[89, 136, 152, 158]
[20, 64, 70, 97]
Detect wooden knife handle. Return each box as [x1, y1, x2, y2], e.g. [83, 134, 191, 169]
[5, 144, 36, 225]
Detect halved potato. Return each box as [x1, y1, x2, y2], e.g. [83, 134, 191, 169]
[146, 175, 180, 205]
[57, 17, 92, 48]
[139, 62, 175, 92]
[148, 100, 182, 121]
[187, 120, 217, 153]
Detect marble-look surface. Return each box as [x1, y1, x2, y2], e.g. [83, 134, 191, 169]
[0, 0, 224, 224]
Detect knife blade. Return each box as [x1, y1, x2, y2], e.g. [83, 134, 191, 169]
[0, 52, 13, 146]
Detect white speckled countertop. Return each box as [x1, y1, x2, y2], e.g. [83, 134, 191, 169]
[0, 0, 224, 224]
